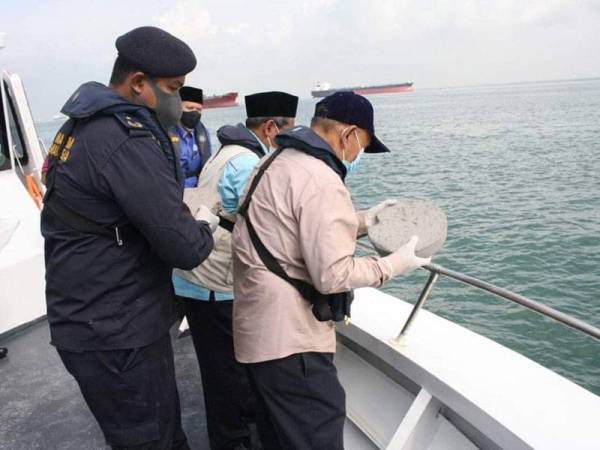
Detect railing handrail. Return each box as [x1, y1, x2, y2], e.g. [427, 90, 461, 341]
[354, 240, 600, 341]
[419, 263, 600, 341]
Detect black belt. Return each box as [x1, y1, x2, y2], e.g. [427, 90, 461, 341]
[45, 195, 133, 246]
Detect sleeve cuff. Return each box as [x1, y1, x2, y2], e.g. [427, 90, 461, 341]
[378, 258, 394, 286]
[356, 210, 368, 237]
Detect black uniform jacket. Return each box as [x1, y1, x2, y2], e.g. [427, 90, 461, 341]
[41, 82, 213, 351]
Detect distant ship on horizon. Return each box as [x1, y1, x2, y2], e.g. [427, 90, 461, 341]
[203, 92, 238, 109]
[311, 81, 414, 98]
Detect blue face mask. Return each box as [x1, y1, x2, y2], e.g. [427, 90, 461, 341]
[342, 129, 365, 174]
[343, 151, 363, 173]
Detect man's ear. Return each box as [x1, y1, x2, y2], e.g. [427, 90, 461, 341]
[340, 124, 355, 142]
[268, 119, 280, 135]
[129, 71, 146, 95]
[261, 120, 274, 137]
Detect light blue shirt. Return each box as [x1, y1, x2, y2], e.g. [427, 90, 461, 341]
[173, 273, 233, 301]
[218, 153, 261, 214]
[218, 129, 267, 214]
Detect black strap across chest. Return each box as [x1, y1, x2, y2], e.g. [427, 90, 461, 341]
[238, 148, 352, 322]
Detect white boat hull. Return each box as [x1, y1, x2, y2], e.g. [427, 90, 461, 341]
[336, 288, 600, 449]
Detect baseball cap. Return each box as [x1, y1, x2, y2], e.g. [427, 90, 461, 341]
[313, 91, 390, 153]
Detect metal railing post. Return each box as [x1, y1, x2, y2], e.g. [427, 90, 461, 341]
[394, 270, 439, 343]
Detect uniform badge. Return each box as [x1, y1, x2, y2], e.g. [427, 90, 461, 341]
[125, 116, 143, 128]
[49, 132, 65, 157]
[60, 136, 75, 162]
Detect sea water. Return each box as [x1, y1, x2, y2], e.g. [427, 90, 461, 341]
[36, 78, 600, 395]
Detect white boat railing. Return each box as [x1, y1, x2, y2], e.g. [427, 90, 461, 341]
[355, 240, 600, 342]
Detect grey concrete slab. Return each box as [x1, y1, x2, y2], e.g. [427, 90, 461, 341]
[368, 199, 447, 258]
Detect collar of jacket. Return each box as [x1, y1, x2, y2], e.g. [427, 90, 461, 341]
[275, 126, 347, 181]
[60, 82, 182, 187]
[216, 123, 265, 158]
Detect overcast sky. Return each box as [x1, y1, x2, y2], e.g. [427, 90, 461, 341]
[2, 0, 599, 120]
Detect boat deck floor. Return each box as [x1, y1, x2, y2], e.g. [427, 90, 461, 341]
[0, 320, 375, 450]
[0, 320, 209, 450]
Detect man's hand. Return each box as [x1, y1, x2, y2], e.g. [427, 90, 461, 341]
[195, 205, 219, 233]
[358, 199, 397, 236]
[381, 235, 431, 277]
[364, 198, 397, 228]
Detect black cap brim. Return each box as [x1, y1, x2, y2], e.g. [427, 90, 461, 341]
[365, 134, 391, 153]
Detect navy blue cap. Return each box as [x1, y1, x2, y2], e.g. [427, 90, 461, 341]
[314, 91, 390, 153]
[245, 91, 299, 118]
[116, 26, 196, 77]
[180, 86, 203, 104]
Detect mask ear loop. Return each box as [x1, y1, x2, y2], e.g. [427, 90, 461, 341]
[340, 126, 355, 162]
[354, 130, 363, 151]
[268, 121, 281, 151]
[267, 119, 280, 148]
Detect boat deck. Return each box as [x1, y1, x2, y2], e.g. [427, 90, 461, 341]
[0, 321, 210, 450]
[0, 320, 374, 450]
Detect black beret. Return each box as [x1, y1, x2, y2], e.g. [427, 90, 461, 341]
[245, 91, 299, 118]
[115, 26, 196, 77]
[180, 86, 203, 104]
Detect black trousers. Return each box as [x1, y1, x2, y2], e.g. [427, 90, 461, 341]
[182, 296, 258, 449]
[245, 352, 346, 450]
[57, 333, 189, 450]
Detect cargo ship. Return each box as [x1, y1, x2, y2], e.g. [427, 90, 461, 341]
[203, 92, 238, 109]
[311, 81, 414, 98]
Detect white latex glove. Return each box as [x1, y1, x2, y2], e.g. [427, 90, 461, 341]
[381, 235, 431, 277]
[195, 205, 219, 233]
[364, 199, 398, 228]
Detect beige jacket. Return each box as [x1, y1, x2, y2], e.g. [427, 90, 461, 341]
[232, 147, 393, 364]
[174, 144, 253, 293]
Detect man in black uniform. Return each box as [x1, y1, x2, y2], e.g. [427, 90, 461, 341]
[41, 26, 217, 449]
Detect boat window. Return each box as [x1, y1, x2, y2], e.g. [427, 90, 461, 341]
[0, 83, 10, 171]
[0, 80, 29, 170]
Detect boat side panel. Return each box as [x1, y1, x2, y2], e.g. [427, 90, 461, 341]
[428, 417, 479, 450]
[336, 342, 414, 447]
[0, 172, 46, 335]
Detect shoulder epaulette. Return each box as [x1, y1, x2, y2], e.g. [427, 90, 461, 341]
[113, 112, 151, 136]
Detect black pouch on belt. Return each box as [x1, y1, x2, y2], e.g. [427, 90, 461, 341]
[311, 291, 354, 322]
